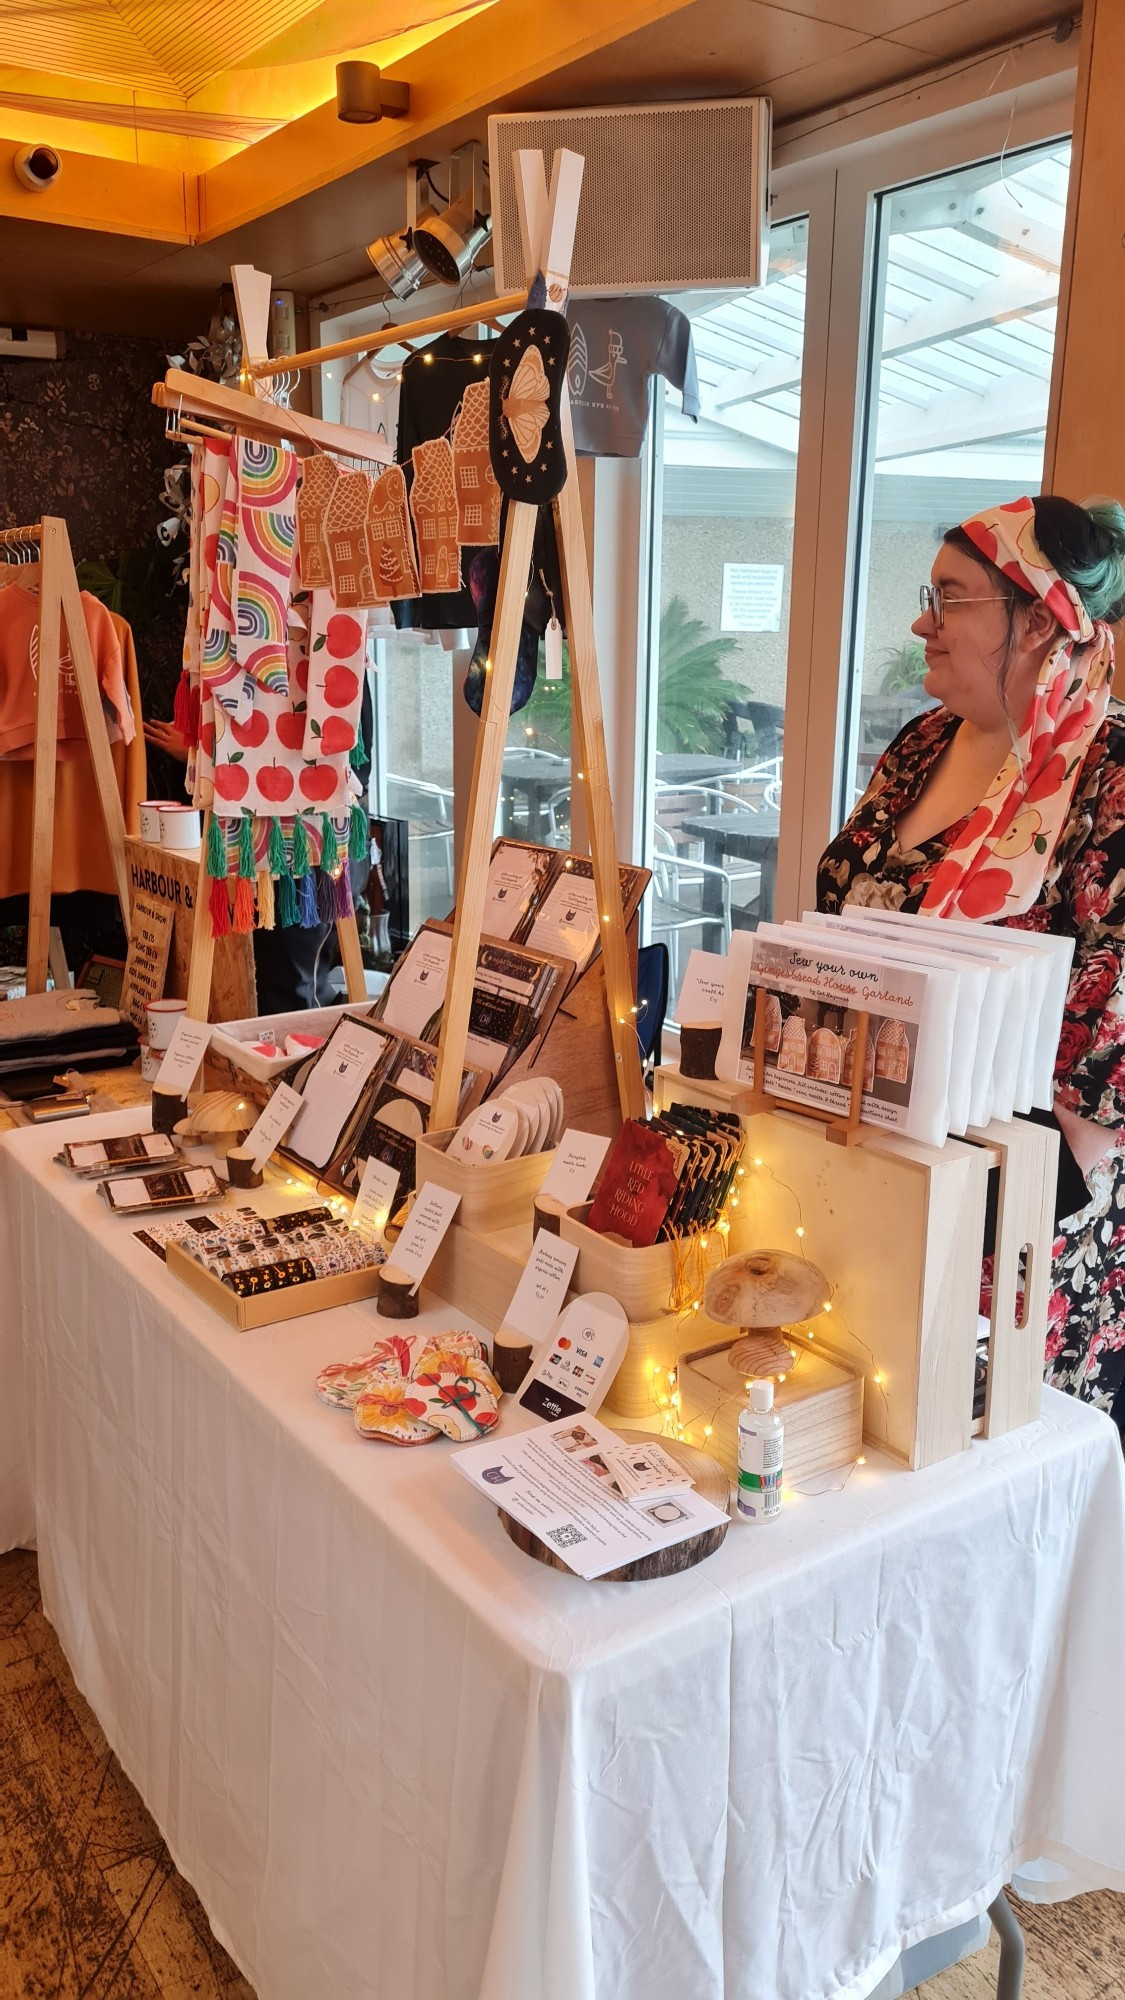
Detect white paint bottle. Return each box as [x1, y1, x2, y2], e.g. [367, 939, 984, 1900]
[737, 1379, 783, 1522]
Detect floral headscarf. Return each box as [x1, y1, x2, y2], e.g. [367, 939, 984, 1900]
[921, 496, 1114, 921]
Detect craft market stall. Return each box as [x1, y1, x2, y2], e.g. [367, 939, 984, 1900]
[4, 21, 1125, 1990]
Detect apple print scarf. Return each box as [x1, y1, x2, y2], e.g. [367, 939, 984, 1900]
[920, 497, 1114, 921]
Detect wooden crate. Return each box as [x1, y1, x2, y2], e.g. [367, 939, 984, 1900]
[165, 1241, 381, 1329]
[653, 1066, 1057, 1470]
[678, 1337, 864, 1488]
[415, 1127, 556, 1233]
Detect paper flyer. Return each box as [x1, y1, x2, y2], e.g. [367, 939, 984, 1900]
[452, 1414, 728, 1579]
[718, 928, 933, 1136]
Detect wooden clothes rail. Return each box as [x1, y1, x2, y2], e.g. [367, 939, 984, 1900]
[0, 515, 132, 989]
[249, 291, 527, 379]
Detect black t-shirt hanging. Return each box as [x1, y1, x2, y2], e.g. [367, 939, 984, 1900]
[393, 329, 497, 632]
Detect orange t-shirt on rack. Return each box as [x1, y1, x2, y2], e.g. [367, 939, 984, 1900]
[0, 583, 134, 759]
[0, 598, 146, 898]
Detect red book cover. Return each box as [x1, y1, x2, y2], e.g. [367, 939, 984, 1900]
[586, 1121, 683, 1248]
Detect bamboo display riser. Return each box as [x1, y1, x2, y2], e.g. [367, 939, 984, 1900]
[422, 1210, 731, 1421]
[678, 1339, 864, 1488]
[653, 1066, 1056, 1471]
[416, 1129, 556, 1234]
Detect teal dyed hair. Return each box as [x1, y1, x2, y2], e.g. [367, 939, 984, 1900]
[1033, 494, 1125, 623]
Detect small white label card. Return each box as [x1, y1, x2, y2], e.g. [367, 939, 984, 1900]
[244, 1082, 304, 1172]
[352, 1156, 400, 1241]
[674, 948, 727, 1025]
[545, 618, 563, 680]
[538, 1128, 611, 1206]
[155, 1015, 212, 1095]
[388, 1180, 461, 1294]
[504, 1229, 579, 1342]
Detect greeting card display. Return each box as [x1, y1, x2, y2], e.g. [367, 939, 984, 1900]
[374, 920, 571, 1084]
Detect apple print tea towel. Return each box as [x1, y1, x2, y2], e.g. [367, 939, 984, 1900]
[301, 598, 367, 760]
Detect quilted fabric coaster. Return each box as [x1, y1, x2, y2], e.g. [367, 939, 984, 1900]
[353, 1381, 440, 1446]
[411, 1366, 500, 1440]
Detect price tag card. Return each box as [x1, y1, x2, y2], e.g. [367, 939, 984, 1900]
[244, 1083, 303, 1172]
[538, 1129, 611, 1207]
[674, 948, 727, 1025]
[389, 1181, 461, 1294]
[352, 1157, 400, 1241]
[155, 1016, 212, 1095]
[504, 1230, 579, 1342]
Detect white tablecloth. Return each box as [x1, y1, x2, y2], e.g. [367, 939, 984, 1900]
[3, 1109, 1125, 2000]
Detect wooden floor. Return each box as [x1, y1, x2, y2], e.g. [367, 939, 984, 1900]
[2, 1551, 1122, 1999]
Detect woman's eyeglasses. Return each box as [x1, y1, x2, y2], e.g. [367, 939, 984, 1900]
[918, 583, 1010, 628]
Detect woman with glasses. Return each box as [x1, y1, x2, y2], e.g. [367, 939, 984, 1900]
[818, 494, 1125, 1434]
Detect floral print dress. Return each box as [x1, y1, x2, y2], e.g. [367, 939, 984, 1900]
[818, 699, 1125, 1430]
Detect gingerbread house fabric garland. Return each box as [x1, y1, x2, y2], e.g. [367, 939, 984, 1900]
[451, 380, 501, 548]
[325, 468, 378, 608]
[366, 464, 420, 602]
[410, 438, 461, 594]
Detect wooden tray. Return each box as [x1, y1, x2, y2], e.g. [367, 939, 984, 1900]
[165, 1240, 381, 1330]
[497, 1431, 730, 1582]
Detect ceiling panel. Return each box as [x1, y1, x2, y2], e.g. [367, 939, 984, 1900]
[884, 0, 1069, 57]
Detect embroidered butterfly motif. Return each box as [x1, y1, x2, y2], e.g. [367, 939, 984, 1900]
[502, 343, 550, 462]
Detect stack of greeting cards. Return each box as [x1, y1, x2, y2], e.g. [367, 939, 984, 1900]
[585, 1103, 743, 1248]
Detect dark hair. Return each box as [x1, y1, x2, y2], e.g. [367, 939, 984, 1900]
[943, 493, 1125, 624]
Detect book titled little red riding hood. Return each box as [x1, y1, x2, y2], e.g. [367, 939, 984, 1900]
[586, 1120, 683, 1248]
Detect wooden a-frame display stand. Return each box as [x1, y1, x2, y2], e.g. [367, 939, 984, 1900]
[0, 516, 132, 992]
[170, 152, 645, 1122]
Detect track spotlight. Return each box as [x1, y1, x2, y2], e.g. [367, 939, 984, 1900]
[412, 195, 492, 285]
[365, 166, 436, 302]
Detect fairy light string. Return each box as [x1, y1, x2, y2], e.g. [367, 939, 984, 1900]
[643, 1138, 891, 1449]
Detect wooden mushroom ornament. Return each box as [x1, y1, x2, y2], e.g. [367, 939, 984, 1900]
[702, 1249, 829, 1379]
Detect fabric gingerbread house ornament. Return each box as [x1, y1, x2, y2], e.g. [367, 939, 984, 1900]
[325, 468, 377, 608]
[451, 379, 501, 548]
[410, 438, 460, 594]
[366, 464, 420, 602]
[296, 454, 339, 590]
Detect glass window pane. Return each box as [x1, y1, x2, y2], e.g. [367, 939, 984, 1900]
[842, 141, 1071, 813]
[380, 631, 455, 929]
[646, 218, 808, 985]
[502, 637, 572, 850]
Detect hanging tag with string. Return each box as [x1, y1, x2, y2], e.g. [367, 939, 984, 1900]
[542, 573, 563, 680]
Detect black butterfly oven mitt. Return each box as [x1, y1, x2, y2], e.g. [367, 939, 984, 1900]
[489, 310, 572, 502]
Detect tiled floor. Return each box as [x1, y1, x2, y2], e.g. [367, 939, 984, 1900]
[0, 1550, 252, 1999]
[2, 1552, 1123, 2000]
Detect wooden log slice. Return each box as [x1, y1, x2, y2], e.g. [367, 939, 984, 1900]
[376, 1262, 419, 1319]
[498, 1430, 730, 1582]
[226, 1144, 264, 1189]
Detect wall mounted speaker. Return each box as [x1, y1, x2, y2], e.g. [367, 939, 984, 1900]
[488, 98, 771, 297]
